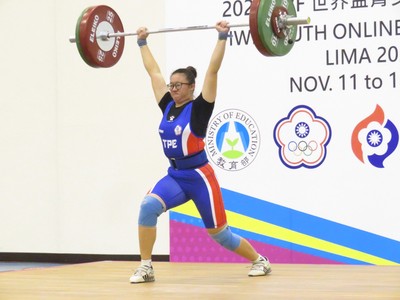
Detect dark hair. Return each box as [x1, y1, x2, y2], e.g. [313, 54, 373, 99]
[171, 66, 197, 84]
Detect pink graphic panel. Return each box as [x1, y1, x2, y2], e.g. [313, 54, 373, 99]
[170, 221, 342, 264]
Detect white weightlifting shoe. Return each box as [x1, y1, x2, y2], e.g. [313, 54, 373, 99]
[248, 256, 272, 277]
[129, 265, 155, 283]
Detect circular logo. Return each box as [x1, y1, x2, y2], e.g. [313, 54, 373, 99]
[206, 109, 260, 171]
[367, 130, 383, 147]
[295, 122, 310, 138]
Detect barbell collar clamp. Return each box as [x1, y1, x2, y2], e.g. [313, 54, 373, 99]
[284, 17, 311, 27]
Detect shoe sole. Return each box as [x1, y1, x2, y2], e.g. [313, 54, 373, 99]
[130, 278, 155, 284]
[248, 267, 272, 277]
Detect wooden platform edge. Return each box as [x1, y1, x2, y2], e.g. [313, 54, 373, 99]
[0, 252, 169, 264]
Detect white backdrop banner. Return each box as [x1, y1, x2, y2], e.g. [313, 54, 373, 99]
[165, 0, 400, 264]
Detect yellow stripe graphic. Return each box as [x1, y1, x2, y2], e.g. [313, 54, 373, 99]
[171, 202, 398, 266]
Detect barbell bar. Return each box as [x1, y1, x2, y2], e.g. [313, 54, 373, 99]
[69, 16, 310, 44]
[69, 23, 250, 43]
[69, 0, 311, 68]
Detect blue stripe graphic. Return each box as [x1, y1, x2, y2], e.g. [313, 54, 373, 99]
[221, 189, 400, 263]
[169, 188, 400, 264]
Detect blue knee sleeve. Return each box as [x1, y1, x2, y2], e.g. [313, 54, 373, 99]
[210, 226, 241, 251]
[138, 195, 164, 227]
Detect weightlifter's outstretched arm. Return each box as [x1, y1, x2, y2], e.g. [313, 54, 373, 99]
[202, 20, 230, 104]
[136, 27, 168, 103]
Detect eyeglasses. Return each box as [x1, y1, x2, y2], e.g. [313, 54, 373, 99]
[167, 82, 191, 90]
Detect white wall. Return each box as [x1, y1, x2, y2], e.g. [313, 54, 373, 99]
[0, 0, 170, 254]
[1, 0, 399, 259]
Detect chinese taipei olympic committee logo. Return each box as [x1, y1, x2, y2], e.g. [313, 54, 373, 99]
[274, 105, 332, 169]
[351, 105, 399, 168]
[206, 109, 260, 171]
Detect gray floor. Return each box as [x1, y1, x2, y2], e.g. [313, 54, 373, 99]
[0, 262, 65, 272]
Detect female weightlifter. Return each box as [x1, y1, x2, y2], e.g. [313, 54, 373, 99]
[130, 20, 271, 284]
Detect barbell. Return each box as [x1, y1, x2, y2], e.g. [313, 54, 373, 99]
[69, 0, 311, 68]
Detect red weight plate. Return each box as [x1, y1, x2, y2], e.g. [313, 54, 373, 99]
[271, 6, 289, 39]
[249, 0, 273, 56]
[75, 5, 125, 68]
